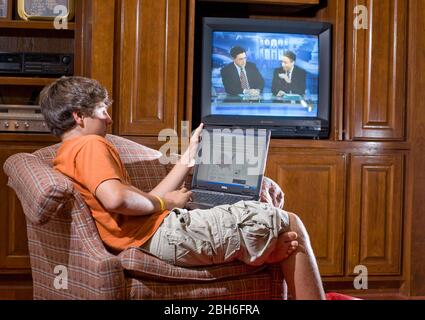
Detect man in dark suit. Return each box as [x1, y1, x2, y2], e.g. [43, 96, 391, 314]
[220, 46, 264, 96]
[272, 51, 307, 96]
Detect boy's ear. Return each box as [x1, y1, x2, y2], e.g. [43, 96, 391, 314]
[72, 111, 84, 126]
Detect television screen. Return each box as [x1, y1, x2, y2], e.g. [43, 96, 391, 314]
[211, 31, 319, 118]
[197, 17, 332, 139]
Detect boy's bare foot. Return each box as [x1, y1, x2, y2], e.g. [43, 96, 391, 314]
[265, 231, 299, 264]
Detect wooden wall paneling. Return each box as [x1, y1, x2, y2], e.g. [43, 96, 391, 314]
[346, 154, 404, 276]
[406, 0, 425, 296]
[177, 0, 189, 142]
[266, 150, 347, 276]
[345, 0, 407, 140]
[115, 0, 185, 136]
[185, 0, 196, 132]
[74, 0, 115, 101]
[73, 0, 86, 77]
[314, 0, 346, 141]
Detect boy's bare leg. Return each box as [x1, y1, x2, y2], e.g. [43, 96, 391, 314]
[280, 212, 326, 300]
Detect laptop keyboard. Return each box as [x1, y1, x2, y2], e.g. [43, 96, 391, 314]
[191, 190, 252, 207]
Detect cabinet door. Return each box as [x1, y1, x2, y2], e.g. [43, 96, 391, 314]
[346, 154, 403, 275]
[0, 145, 41, 271]
[266, 151, 346, 276]
[346, 0, 407, 140]
[115, 0, 185, 136]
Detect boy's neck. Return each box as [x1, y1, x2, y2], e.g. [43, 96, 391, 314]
[61, 129, 86, 142]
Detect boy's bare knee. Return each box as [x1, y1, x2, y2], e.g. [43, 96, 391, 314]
[287, 212, 309, 247]
[287, 212, 302, 230]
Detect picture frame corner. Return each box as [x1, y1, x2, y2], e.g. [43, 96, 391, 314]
[0, 0, 13, 21]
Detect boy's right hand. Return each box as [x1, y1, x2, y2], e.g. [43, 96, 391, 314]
[181, 123, 203, 167]
[163, 187, 192, 210]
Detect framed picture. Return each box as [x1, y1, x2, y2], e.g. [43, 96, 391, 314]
[0, 0, 12, 20]
[17, 0, 74, 21]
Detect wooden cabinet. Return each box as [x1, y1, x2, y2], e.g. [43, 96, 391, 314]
[346, 154, 404, 276]
[266, 147, 405, 282]
[184, 0, 411, 293]
[341, 0, 408, 285]
[266, 150, 347, 276]
[0, 0, 418, 298]
[345, 0, 408, 141]
[0, 144, 45, 271]
[114, 0, 187, 136]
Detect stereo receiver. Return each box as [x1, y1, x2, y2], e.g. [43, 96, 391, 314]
[0, 53, 73, 76]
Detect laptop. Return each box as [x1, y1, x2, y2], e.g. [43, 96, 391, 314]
[186, 127, 271, 210]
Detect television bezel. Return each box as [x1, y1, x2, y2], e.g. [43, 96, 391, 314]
[200, 17, 332, 138]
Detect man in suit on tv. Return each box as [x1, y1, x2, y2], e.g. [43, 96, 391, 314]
[220, 46, 264, 96]
[272, 50, 307, 97]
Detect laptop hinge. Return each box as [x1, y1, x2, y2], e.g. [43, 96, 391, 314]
[193, 186, 256, 197]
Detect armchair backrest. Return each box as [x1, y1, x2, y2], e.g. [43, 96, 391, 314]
[103, 135, 169, 192]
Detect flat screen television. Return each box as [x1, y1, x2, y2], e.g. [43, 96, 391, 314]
[197, 17, 332, 139]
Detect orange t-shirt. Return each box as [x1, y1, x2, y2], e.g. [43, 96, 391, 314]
[54, 134, 169, 251]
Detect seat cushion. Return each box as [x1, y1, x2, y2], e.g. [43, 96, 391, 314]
[119, 247, 267, 282]
[126, 271, 273, 300]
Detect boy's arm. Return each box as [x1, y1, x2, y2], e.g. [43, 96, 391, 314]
[96, 179, 191, 216]
[74, 136, 193, 216]
[149, 123, 203, 197]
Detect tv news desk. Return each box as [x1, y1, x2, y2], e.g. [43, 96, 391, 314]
[211, 93, 317, 117]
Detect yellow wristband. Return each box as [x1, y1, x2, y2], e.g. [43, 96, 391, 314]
[153, 195, 165, 211]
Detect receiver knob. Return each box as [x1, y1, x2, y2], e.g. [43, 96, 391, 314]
[4, 121, 9, 128]
[62, 56, 71, 65]
[25, 122, 30, 128]
[14, 122, 19, 128]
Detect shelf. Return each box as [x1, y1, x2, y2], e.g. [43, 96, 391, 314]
[0, 20, 75, 31]
[0, 132, 59, 143]
[0, 77, 57, 86]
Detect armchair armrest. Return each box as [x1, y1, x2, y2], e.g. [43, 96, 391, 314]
[260, 176, 285, 209]
[53, 194, 126, 299]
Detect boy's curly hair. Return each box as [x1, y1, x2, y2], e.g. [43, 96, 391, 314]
[39, 76, 110, 137]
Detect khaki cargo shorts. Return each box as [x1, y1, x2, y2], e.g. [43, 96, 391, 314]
[140, 200, 290, 267]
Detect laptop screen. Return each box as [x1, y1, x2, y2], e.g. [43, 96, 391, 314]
[192, 128, 271, 196]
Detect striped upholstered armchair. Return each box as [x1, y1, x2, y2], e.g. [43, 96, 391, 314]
[3, 134, 287, 300]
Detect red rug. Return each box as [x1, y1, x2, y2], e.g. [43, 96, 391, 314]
[326, 292, 361, 300]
